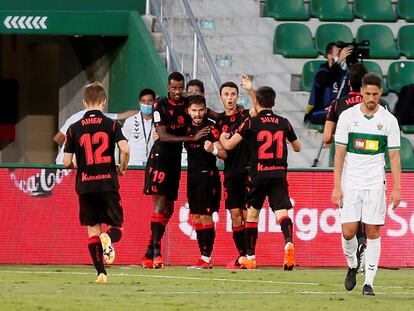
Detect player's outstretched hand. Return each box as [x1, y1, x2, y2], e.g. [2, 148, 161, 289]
[193, 126, 210, 141]
[152, 128, 159, 141]
[204, 140, 214, 153]
[240, 74, 253, 91]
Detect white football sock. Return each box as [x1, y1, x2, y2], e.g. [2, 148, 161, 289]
[364, 237, 381, 286]
[342, 235, 358, 269]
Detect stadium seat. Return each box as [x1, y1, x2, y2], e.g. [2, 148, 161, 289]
[300, 60, 325, 92]
[356, 25, 399, 59]
[386, 137, 414, 170]
[263, 0, 309, 21]
[310, 0, 354, 21]
[387, 61, 414, 94]
[401, 125, 414, 134]
[273, 23, 318, 58]
[315, 24, 353, 55]
[362, 61, 389, 95]
[397, 26, 414, 59]
[309, 123, 324, 133]
[353, 0, 397, 22]
[397, 0, 414, 22]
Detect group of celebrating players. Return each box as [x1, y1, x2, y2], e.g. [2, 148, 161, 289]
[62, 68, 401, 297]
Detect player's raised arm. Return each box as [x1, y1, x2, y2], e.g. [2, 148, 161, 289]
[156, 124, 209, 143]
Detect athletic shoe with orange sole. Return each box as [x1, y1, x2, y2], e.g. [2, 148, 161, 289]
[283, 242, 295, 271]
[153, 256, 167, 269]
[100, 233, 115, 265]
[95, 273, 107, 284]
[240, 257, 256, 270]
[188, 258, 213, 269]
[140, 255, 154, 269]
[225, 256, 247, 269]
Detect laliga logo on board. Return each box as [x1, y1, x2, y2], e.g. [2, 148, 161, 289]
[8, 168, 72, 197]
[179, 202, 219, 240]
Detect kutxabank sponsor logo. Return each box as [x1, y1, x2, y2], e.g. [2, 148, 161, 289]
[8, 168, 71, 197]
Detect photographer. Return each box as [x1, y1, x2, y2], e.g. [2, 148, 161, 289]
[304, 42, 353, 125]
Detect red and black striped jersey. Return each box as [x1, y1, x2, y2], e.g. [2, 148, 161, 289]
[64, 110, 126, 194]
[237, 109, 297, 179]
[326, 92, 363, 124]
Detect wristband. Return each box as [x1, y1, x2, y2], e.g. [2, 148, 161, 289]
[212, 146, 219, 156]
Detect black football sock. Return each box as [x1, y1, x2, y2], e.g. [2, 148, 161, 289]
[356, 221, 367, 245]
[232, 225, 247, 256]
[245, 222, 258, 257]
[107, 227, 122, 243]
[88, 236, 106, 275]
[195, 223, 204, 255]
[202, 223, 215, 258]
[152, 213, 169, 258]
[279, 216, 293, 244]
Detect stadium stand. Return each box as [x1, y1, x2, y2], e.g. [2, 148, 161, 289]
[353, 0, 397, 22]
[263, 0, 309, 21]
[363, 61, 389, 95]
[300, 60, 325, 92]
[309, 0, 354, 21]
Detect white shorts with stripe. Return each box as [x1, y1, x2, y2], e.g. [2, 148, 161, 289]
[340, 188, 386, 225]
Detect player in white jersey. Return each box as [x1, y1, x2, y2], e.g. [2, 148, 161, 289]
[332, 73, 401, 296]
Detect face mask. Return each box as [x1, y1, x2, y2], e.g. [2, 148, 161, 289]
[333, 56, 339, 63]
[140, 103, 153, 116]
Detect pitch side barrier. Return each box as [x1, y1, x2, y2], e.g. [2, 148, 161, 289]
[0, 164, 413, 267]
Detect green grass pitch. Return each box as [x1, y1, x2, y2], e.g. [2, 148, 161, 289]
[0, 265, 413, 310]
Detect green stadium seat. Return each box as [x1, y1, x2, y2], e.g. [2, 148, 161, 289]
[397, 26, 414, 59]
[263, 0, 309, 21]
[362, 61, 389, 95]
[315, 24, 353, 55]
[401, 125, 414, 134]
[387, 61, 414, 93]
[356, 25, 399, 59]
[310, 0, 354, 21]
[353, 0, 397, 22]
[309, 123, 324, 133]
[273, 23, 318, 58]
[397, 0, 414, 22]
[300, 60, 325, 92]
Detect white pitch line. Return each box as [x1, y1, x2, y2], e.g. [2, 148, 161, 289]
[0, 269, 410, 291]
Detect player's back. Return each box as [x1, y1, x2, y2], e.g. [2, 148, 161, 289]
[66, 110, 123, 194]
[240, 110, 297, 179]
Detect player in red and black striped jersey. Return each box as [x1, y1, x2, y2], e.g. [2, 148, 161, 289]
[214, 82, 251, 269]
[184, 95, 227, 269]
[141, 72, 209, 269]
[64, 82, 130, 283]
[323, 62, 369, 274]
[221, 85, 301, 270]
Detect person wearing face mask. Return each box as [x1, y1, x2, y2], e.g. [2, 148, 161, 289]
[304, 42, 353, 125]
[121, 88, 156, 165]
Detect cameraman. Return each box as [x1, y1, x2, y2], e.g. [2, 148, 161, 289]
[304, 42, 353, 125]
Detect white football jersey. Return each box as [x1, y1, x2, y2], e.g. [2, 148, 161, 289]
[335, 104, 400, 189]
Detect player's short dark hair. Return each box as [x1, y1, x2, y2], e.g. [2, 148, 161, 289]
[139, 88, 156, 100]
[219, 81, 239, 95]
[84, 81, 107, 104]
[186, 79, 205, 93]
[362, 73, 382, 89]
[188, 95, 206, 107]
[255, 86, 276, 108]
[349, 62, 368, 91]
[325, 42, 337, 57]
[168, 72, 185, 83]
